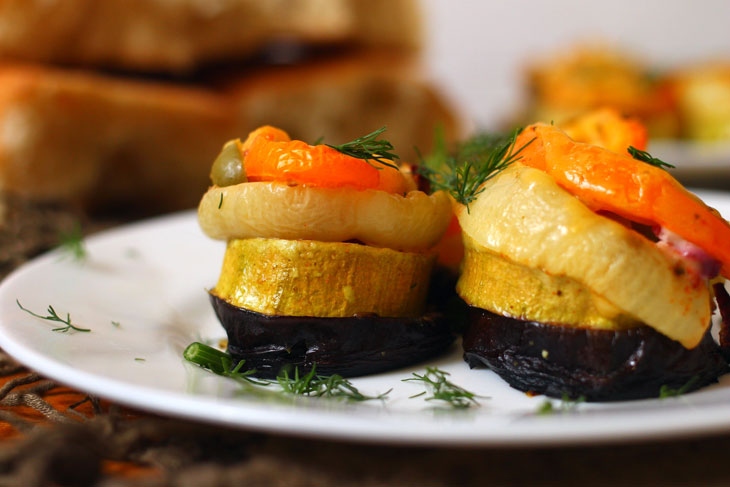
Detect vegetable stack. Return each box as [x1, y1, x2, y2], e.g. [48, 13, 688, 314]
[198, 126, 455, 378]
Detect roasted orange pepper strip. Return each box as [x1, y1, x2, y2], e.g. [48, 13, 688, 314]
[561, 108, 648, 155]
[240, 125, 290, 150]
[239, 126, 408, 194]
[433, 215, 464, 269]
[516, 123, 730, 277]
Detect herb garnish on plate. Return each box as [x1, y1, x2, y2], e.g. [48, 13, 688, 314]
[183, 342, 387, 401]
[403, 366, 481, 409]
[183, 342, 269, 386]
[536, 393, 586, 415]
[277, 365, 390, 401]
[659, 376, 700, 399]
[16, 300, 91, 333]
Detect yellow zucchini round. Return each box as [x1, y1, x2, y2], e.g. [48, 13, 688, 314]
[213, 238, 435, 318]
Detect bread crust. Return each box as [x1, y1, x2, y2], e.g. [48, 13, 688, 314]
[0, 64, 234, 212]
[0, 0, 421, 72]
[0, 54, 457, 213]
[230, 51, 458, 163]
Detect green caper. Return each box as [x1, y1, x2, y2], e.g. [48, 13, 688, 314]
[210, 139, 247, 186]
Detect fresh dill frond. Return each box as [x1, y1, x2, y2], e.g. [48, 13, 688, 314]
[536, 400, 555, 415]
[218, 193, 223, 209]
[183, 342, 269, 386]
[111, 321, 121, 328]
[536, 392, 586, 415]
[134, 358, 146, 362]
[419, 128, 511, 174]
[560, 393, 585, 411]
[58, 223, 87, 261]
[456, 132, 514, 163]
[183, 343, 387, 401]
[16, 300, 91, 333]
[277, 365, 390, 402]
[418, 129, 534, 211]
[326, 126, 400, 170]
[418, 124, 449, 171]
[628, 146, 675, 170]
[403, 367, 481, 409]
[659, 376, 700, 398]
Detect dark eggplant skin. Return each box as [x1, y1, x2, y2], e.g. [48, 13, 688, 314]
[211, 294, 455, 378]
[463, 306, 730, 402]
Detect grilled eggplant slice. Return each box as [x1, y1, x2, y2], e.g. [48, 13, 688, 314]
[211, 294, 454, 378]
[463, 307, 730, 401]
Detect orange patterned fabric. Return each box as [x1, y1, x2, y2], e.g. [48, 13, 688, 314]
[0, 370, 160, 479]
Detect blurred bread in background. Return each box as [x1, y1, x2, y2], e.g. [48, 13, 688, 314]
[231, 51, 454, 165]
[0, 52, 455, 215]
[0, 0, 421, 72]
[0, 63, 233, 214]
[0, 0, 458, 220]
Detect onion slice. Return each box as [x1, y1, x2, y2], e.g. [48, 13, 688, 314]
[656, 227, 722, 279]
[198, 182, 452, 252]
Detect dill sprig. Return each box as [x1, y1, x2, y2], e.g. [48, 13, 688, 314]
[326, 126, 400, 170]
[183, 343, 386, 401]
[57, 223, 87, 261]
[536, 393, 586, 415]
[277, 365, 390, 402]
[418, 127, 512, 177]
[628, 146, 675, 170]
[418, 129, 534, 210]
[456, 132, 515, 163]
[403, 367, 481, 409]
[536, 400, 556, 415]
[659, 376, 699, 399]
[183, 342, 269, 386]
[16, 300, 91, 333]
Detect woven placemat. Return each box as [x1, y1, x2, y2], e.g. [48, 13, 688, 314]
[1, 353, 730, 487]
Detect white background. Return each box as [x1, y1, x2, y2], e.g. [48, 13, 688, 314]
[422, 0, 730, 131]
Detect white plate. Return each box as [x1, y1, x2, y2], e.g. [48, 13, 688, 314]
[650, 140, 730, 186]
[0, 192, 729, 447]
